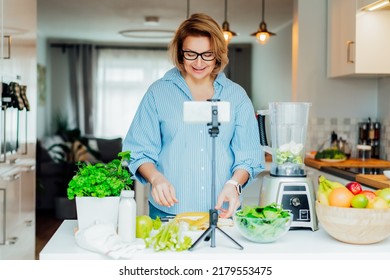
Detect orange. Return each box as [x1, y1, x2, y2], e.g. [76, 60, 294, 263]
[328, 187, 354, 208]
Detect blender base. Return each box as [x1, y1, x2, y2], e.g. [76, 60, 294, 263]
[259, 175, 318, 231]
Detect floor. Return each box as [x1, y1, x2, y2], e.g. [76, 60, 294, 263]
[35, 210, 63, 260]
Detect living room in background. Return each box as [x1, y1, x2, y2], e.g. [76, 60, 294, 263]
[94, 47, 172, 139]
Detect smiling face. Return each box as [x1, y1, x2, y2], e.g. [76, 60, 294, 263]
[182, 35, 216, 82]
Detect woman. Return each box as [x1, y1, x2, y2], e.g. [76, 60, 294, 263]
[123, 13, 264, 219]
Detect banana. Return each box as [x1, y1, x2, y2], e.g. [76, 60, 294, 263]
[317, 181, 331, 205]
[317, 175, 345, 205]
[318, 175, 345, 190]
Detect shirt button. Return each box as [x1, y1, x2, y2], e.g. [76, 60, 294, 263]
[200, 148, 204, 152]
[200, 130, 203, 134]
[201, 166, 204, 171]
[201, 186, 205, 190]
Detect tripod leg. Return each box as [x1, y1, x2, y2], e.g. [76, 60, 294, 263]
[216, 227, 244, 250]
[188, 226, 214, 251]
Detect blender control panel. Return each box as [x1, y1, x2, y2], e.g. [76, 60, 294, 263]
[279, 184, 312, 223]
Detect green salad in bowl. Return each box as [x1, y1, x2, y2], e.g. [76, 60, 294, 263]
[233, 203, 292, 243]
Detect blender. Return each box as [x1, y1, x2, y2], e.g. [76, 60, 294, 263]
[257, 102, 318, 231]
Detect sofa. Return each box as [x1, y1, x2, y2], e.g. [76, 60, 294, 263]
[36, 130, 123, 218]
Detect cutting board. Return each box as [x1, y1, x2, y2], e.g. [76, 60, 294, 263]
[304, 157, 390, 170]
[356, 175, 390, 190]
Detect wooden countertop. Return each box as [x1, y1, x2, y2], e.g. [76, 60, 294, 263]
[305, 157, 390, 189]
[304, 157, 390, 170]
[356, 174, 390, 190]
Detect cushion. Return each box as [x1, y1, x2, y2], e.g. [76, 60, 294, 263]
[94, 137, 123, 163]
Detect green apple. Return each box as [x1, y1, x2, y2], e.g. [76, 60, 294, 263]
[136, 215, 153, 239]
[376, 188, 390, 205]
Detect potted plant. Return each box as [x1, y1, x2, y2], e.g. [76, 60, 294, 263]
[67, 151, 133, 230]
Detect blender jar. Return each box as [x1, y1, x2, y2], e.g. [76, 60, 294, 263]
[269, 102, 311, 176]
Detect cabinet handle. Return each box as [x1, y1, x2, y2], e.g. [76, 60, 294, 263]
[5, 236, 18, 245]
[3, 174, 20, 181]
[347, 40, 355, 64]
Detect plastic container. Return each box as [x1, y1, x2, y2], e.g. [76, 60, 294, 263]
[357, 145, 371, 161]
[268, 102, 311, 176]
[117, 190, 137, 243]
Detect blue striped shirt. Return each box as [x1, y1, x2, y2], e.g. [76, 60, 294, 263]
[123, 67, 265, 215]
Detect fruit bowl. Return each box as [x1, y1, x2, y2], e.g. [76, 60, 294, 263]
[316, 201, 390, 244]
[233, 212, 292, 243]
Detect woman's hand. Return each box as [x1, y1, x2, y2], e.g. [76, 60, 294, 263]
[215, 183, 241, 219]
[150, 173, 179, 207]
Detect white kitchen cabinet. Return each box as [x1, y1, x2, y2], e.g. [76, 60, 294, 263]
[327, 0, 390, 77]
[0, 164, 35, 260]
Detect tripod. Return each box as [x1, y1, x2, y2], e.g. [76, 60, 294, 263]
[189, 100, 243, 250]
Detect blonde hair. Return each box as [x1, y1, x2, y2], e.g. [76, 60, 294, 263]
[169, 13, 229, 77]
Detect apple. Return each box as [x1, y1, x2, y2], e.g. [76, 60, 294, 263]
[367, 196, 389, 209]
[361, 190, 376, 201]
[136, 215, 153, 239]
[376, 188, 390, 205]
[345, 181, 363, 195]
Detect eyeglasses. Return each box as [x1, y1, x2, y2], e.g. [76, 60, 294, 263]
[182, 50, 215, 61]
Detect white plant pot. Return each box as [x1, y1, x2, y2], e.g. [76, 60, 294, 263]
[75, 196, 120, 230]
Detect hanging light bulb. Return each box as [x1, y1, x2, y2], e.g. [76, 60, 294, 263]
[221, 0, 237, 44]
[251, 0, 275, 45]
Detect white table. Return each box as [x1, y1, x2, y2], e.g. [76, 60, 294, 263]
[39, 220, 390, 260]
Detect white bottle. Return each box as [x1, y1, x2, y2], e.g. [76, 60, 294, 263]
[118, 190, 137, 243]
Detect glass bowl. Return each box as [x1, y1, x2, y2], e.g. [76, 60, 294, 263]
[233, 212, 292, 243]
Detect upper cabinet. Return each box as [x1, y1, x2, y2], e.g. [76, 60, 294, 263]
[327, 0, 390, 77]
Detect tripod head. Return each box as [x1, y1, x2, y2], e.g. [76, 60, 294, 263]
[207, 99, 221, 137]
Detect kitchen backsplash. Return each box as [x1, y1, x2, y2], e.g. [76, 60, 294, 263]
[306, 117, 390, 161]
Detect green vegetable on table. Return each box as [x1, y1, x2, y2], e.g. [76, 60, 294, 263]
[235, 204, 291, 241]
[144, 219, 192, 252]
[237, 203, 290, 219]
[314, 148, 346, 160]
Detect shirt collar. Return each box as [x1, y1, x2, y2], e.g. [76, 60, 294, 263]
[163, 67, 228, 99]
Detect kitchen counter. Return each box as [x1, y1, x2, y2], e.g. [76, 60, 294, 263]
[39, 220, 390, 260]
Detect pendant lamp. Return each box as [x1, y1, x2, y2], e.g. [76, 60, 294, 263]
[221, 0, 237, 44]
[251, 0, 275, 45]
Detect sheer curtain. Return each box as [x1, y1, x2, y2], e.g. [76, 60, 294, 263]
[94, 48, 173, 138]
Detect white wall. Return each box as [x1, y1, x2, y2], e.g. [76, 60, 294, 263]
[378, 77, 390, 120]
[36, 36, 48, 139]
[251, 23, 293, 111]
[293, 0, 378, 119]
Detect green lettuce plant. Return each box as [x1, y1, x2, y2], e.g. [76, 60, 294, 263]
[67, 151, 133, 199]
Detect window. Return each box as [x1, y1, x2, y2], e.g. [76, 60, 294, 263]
[95, 48, 173, 138]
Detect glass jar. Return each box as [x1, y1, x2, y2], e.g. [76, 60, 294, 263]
[357, 144, 371, 161]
